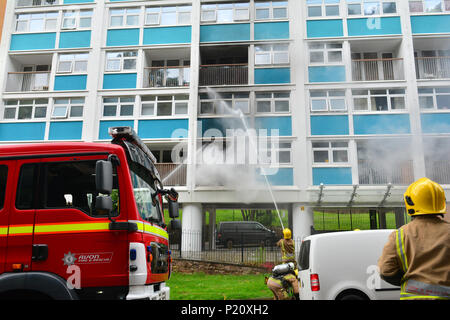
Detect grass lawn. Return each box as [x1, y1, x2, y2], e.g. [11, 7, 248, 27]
[167, 272, 273, 300]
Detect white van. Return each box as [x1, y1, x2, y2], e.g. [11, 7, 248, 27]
[297, 230, 400, 300]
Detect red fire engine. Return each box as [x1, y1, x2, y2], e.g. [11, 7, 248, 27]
[0, 126, 180, 300]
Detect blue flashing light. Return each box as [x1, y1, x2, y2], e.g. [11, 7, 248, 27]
[130, 249, 137, 261]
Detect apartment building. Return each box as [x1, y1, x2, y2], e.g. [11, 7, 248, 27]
[0, 0, 450, 249]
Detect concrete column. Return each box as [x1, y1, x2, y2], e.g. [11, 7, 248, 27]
[292, 204, 314, 251]
[181, 203, 202, 256]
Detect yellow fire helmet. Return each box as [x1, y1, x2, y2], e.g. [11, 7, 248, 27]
[283, 228, 292, 240]
[404, 177, 447, 216]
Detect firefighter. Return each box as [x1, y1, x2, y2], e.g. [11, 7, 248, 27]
[277, 228, 297, 268]
[378, 177, 450, 300]
[266, 263, 300, 300]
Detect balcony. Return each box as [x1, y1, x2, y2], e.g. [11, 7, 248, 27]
[425, 161, 450, 185]
[199, 64, 248, 86]
[6, 71, 50, 92]
[144, 66, 190, 88]
[351, 57, 404, 81]
[155, 163, 187, 186]
[415, 56, 450, 80]
[358, 160, 414, 185]
[16, 0, 60, 7]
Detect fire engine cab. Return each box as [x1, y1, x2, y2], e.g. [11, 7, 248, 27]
[0, 126, 180, 300]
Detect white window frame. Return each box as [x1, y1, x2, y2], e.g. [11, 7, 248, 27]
[309, 42, 343, 65]
[52, 98, 85, 119]
[141, 95, 190, 117]
[347, 0, 398, 16]
[200, 2, 250, 24]
[61, 9, 92, 30]
[352, 88, 406, 112]
[312, 141, 349, 164]
[310, 90, 347, 112]
[109, 7, 140, 28]
[16, 0, 61, 7]
[15, 12, 58, 33]
[418, 87, 450, 110]
[199, 92, 250, 115]
[57, 53, 89, 74]
[145, 5, 192, 26]
[105, 51, 138, 72]
[255, 1, 289, 20]
[3, 99, 48, 120]
[255, 91, 290, 113]
[409, 0, 450, 13]
[307, 0, 341, 18]
[102, 97, 135, 118]
[255, 43, 290, 65]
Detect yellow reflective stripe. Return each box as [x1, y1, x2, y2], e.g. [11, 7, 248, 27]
[401, 295, 449, 300]
[34, 222, 110, 234]
[9, 225, 33, 235]
[143, 222, 168, 240]
[0, 227, 8, 236]
[396, 229, 408, 272]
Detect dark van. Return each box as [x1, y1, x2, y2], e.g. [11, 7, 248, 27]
[216, 221, 277, 248]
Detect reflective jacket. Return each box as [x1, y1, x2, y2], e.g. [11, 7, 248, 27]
[378, 215, 450, 300]
[277, 238, 295, 263]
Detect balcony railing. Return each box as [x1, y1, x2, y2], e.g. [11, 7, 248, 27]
[415, 56, 450, 80]
[6, 71, 50, 92]
[199, 64, 248, 86]
[16, 0, 60, 7]
[155, 163, 187, 186]
[358, 160, 414, 185]
[145, 66, 190, 88]
[425, 161, 450, 185]
[352, 58, 404, 81]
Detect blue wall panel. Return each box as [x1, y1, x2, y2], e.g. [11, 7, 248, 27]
[254, 116, 292, 136]
[99, 120, 135, 140]
[347, 17, 402, 36]
[0, 122, 46, 141]
[306, 19, 343, 38]
[353, 114, 411, 135]
[259, 168, 294, 186]
[143, 26, 191, 45]
[200, 24, 250, 42]
[308, 66, 346, 83]
[106, 28, 140, 46]
[54, 75, 87, 91]
[310, 115, 349, 135]
[103, 73, 137, 89]
[421, 113, 450, 133]
[138, 119, 189, 139]
[49, 121, 83, 140]
[200, 117, 246, 136]
[10, 33, 56, 50]
[254, 22, 289, 40]
[313, 167, 352, 185]
[255, 68, 290, 84]
[411, 15, 450, 34]
[59, 31, 91, 48]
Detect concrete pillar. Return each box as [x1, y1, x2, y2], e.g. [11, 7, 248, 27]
[181, 203, 202, 256]
[292, 204, 314, 251]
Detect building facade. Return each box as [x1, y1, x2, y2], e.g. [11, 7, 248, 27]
[1, 0, 450, 250]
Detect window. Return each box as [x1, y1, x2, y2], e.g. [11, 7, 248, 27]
[141, 95, 189, 117]
[105, 51, 138, 72]
[145, 5, 191, 26]
[57, 53, 89, 74]
[3, 99, 48, 120]
[0, 165, 7, 210]
[352, 89, 406, 111]
[201, 2, 250, 23]
[418, 87, 450, 110]
[263, 141, 292, 164]
[15, 12, 58, 32]
[43, 160, 119, 217]
[307, 0, 341, 17]
[148, 59, 191, 87]
[409, 0, 450, 13]
[255, 92, 290, 113]
[255, 44, 289, 65]
[109, 8, 140, 27]
[52, 98, 84, 119]
[347, 0, 397, 15]
[16, 164, 38, 210]
[199, 92, 249, 115]
[255, 1, 288, 20]
[103, 97, 135, 117]
[62, 10, 92, 29]
[312, 141, 349, 164]
[16, 0, 61, 7]
[310, 90, 347, 112]
[309, 42, 343, 64]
